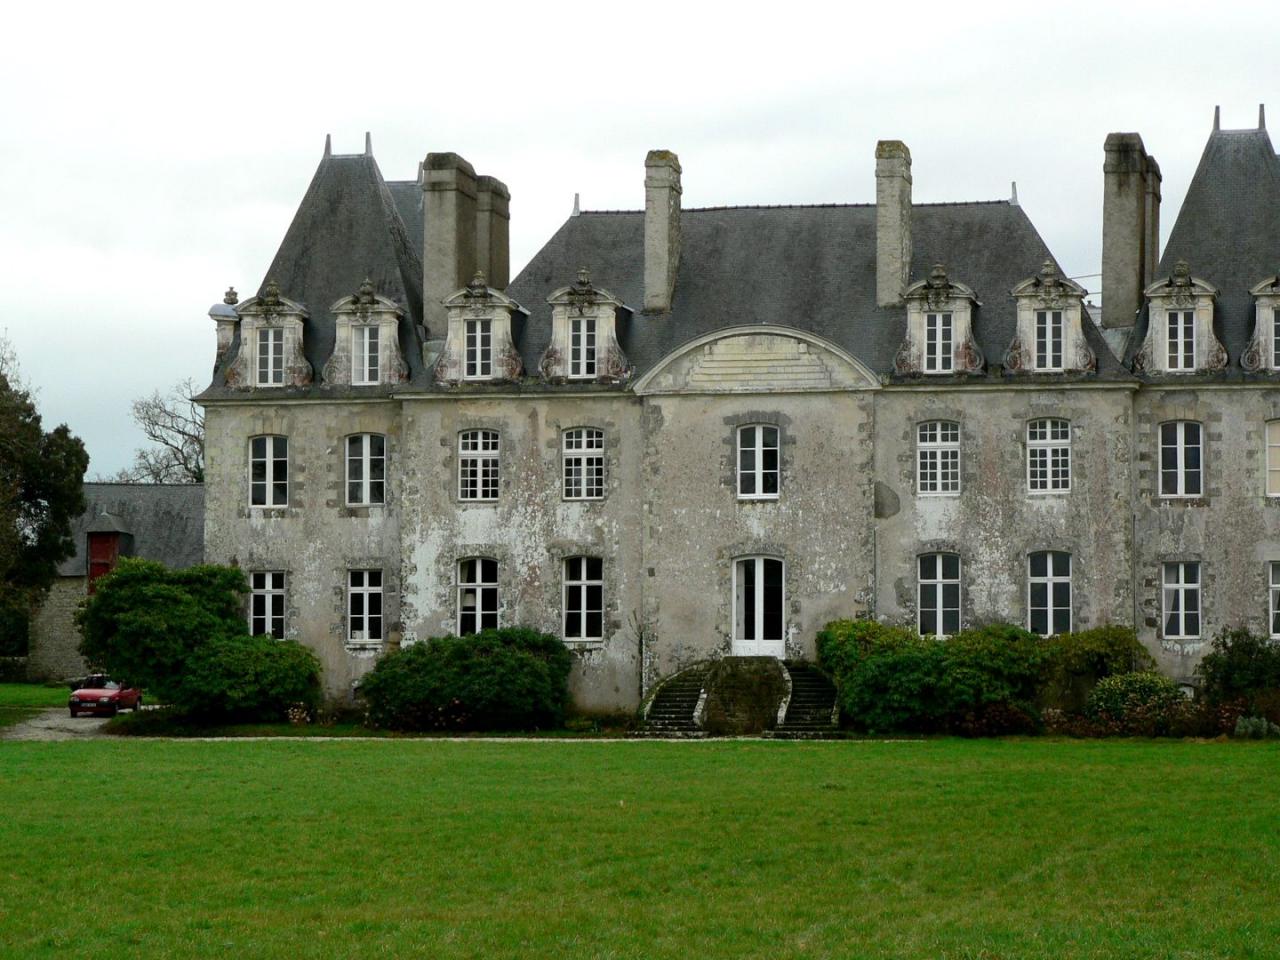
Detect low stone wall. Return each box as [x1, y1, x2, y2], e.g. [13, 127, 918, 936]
[701, 657, 789, 736]
[28, 578, 88, 682]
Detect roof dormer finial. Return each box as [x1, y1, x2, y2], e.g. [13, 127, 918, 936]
[1214, 105, 1221, 131]
[365, 131, 372, 156]
[1261, 104, 1267, 130]
[224, 286, 239, 306]
[324, 133, 332, 158]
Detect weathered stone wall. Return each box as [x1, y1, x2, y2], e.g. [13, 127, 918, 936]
[203, 401, 404, 698]
[397, 394, 646, 712]
[28, 577, 88, 681]
[1133, 386, 1280, 681]
[873, 386, 1135, 633]
[640, 390, 876, 686]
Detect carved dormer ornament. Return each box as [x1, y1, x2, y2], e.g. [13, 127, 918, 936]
[894, 263, 984, 376]
[539, 267, 631, 384]
[1003, 260, 1095, 374]
[223, 280, 313, 388]
[1241, 275, 1280, 373]
[435, 271, 527, 385]
[1134, 259, 1224, 374]
[322, 279, 409, 386]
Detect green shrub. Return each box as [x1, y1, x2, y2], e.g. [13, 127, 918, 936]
[817, 619, 1043, 734]
[1039, 626, 1156, 713]
[359, 628, 573, 731]
[1233, 715, 1280, 739]
[175, 635, 321, 722]
[0, 591, 30, 657]
[1196, 627, 1280, 714]
[77, 559, 249, 701]
[1085, 672, 1188, 736]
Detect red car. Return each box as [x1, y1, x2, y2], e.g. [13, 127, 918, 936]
[69, 676, 142, 717]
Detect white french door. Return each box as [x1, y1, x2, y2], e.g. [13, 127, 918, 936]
[733, 557, 785, 657]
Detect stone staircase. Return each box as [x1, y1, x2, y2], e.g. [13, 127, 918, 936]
[774, 661, 839, 737]
[640, 665, 708, 735]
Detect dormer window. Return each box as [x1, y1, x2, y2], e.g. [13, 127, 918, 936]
[1034, 310, 1064, 371]
[436, 273, 526, 385]
[540, 269, 630, 384]
[352, 325, 380, 385]
[465, 318, 493, 379]
[894, 264, 983, 377]
[1004, 262, 1093, 376]
[570, 315, 597, 378]
[1134, 259, 1223, 375]
[1242, 278, 1280, 374]
[257, 328, 284, 385]
[1167, 310, 1196, 371]
[322, 279, 409, 387]
[924, 313, 953, 373]
[1272, 308, 1280, 369]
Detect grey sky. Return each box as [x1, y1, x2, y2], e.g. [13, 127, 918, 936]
[2, 0, 1275, 477]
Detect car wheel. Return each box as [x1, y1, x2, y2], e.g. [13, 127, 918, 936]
[69, 708, 77, 718]
[136, 695, 143, 710]
[109, 705, 119, 717]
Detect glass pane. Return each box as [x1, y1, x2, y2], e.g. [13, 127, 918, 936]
[942, 608, 960, 635]
[368, 570, 382, 588]
[1053, 582, 1070, 608]
[742, 560, 756, 639]
[1030, 583, 1047, 608]
[920, 608, 937, 636]
[942, 555, 960, 580]
[919, 555, 936, 580]
[942, 583, 960, 610]
[1052, 608, 1070, 635]
[1052, 552, 1070, 576]
[586, 557, 602, 580]
[368, 592, 382, 617]
[764, 559, 783, 641]
[1030, 609, 1047, 635]
[481, 559, 497, 583]
[1029, 552, 1047, 578]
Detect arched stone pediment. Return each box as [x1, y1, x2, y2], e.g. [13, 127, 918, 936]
[633, 325, 880, 395]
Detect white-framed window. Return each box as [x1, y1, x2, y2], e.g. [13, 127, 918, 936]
[1027, 418, 1071, 493]
[1270, 562, 1280, 639]
[249, 435, 288, 507]
[346, 434, 386, 506]
[1272, 308, 1280, 370]
[1159, 421, 1202, 498]
[1267, 421, 1280, 497]
[563, 556, 603, 642]
[458, 558, 498, 635]
[569, 315, 597, 379]
[1028, 551, 1071, 636]
[257, 327, 284, 386]
[737, 425, 780, 500]
[458, 430, 499, 502]
[733, 556, 785, 655]
[917, 421, 960, 496]
[918, 553, 961, 637]
[352, 326, 380, 385]
[1167, 310, 1196, 371]
[1162, 561, 1201, 640]
[1035, 310, 1064, 371]
[347, 569, 383, 644]
[924, 312, 954, 373]
[563, 428, 605, 501]
[464, 318, 493, 379]
[249, 571, 286, 640]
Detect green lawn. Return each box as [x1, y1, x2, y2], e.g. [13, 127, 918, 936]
[1, 739, 1277, 959]
[0, 682, 67, 730]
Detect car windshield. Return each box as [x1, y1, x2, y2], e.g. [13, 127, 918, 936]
[80, 678, 120, 690]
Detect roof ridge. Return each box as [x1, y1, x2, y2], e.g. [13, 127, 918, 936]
[85, 481, 206, 489]
[579, 198, 1012, 216]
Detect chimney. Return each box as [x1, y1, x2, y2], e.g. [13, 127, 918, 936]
[1101, 133, 1160, 329]
[422, 152, 478, 336]
[475, 175, 511, 290]
[644, 150, 682, 313]
[875, 140, 912, 307]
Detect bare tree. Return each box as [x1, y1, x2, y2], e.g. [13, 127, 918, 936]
[117, 378, 205, 483]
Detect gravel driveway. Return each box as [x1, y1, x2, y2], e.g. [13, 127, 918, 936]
[2, 707, 112, 741]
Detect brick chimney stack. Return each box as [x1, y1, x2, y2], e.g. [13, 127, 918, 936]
[1101, 133, 1161, 329]
[422, 153, 478, 337]
[475, 175, 511, 290]
[644, 150, 682, 314]
[875, 141, 912, 307]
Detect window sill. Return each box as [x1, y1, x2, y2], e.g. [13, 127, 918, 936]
[917, 492, 961, 499]
[563, 639, 605, 651]
[345, 641, 383, 655]
[737, 495, 780, 503]
[563, 497, 607, 503]
[1027, 489, 1072, 497]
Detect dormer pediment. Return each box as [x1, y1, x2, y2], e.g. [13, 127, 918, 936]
[540, 268, 632, 384]
[435, 272, 528, 384]
[1004, 260, 1095, 374]
[894, 263, 984, 376]
[1133, 259, 1226, 374]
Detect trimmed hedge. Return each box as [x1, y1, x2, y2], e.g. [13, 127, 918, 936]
[176, 635, 321, 722]
[359, 628, 573, 731]
[1084, 672, 1188, 737]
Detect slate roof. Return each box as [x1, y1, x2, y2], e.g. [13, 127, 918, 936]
[507, 202, 1127, 382]
[57, 484, 205, 577]
[201, 151, 427, 399]
[1125, 125, 1280, 375]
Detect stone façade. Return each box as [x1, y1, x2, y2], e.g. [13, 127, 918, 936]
[198, 113, 1280, 707]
